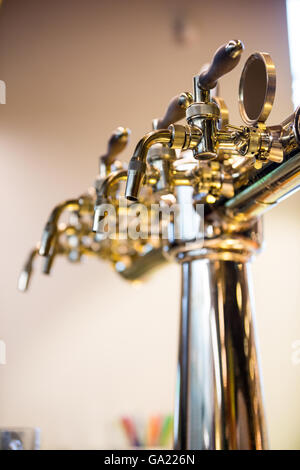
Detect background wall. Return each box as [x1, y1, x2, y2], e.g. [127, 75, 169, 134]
[0, 0, 299, 449]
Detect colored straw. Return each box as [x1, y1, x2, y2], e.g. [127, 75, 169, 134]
[159, 414, 173, 446]
[120, 416, 140, 447]
[147, 415, 162, 447]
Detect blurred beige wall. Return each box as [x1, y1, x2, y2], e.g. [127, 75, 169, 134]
[0, 0, 299, 449]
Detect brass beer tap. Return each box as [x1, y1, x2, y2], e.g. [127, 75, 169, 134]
[20, 40, 300, 450]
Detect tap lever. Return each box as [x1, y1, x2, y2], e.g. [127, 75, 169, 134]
[155, 93, 193, 130]
[198, 40, 244, 91]
[100, 127, 131, 167]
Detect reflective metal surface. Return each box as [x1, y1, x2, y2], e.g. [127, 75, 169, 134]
[174, 257, 268, 450]
[239, 53, 276, 126]
[225, 150, 300, 223]
[20, 39, 300, 450]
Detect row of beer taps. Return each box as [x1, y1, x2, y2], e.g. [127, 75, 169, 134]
[19, 39, 300, 291]
[18, 125, 167, 291]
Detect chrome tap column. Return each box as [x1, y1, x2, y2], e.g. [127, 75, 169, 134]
[166, 213, 268, 450]
[173, 251, 268, 450]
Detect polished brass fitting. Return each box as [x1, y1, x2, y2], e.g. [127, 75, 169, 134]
[184, 76, 221, 160]
[168, 124, 203, 150]
[186, 102, 220, 122]
[231, 123, 283, 166]
[193, 161, 223, 203]
[93, 169, 128, 233]
[39, 199, 80, 256]
[39, 195, 94, 257]
[125, 126, 202, 201]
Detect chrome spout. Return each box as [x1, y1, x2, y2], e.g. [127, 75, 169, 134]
[125, 125, 202, 201]
[93, 169, 127, 233]
[125, 129, 172, 201]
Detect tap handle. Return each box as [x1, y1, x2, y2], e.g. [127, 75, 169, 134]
[198, 40, 244, 91]
[101, 127, 131, 166]
[155, 92, 193, 130]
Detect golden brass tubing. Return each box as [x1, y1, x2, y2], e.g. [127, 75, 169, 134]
[225, 151, 300, 223]
[133, 130, 172, 161]
[93, 169, 128, 233]
[18, 245, 40, 292]
[19, 225, 81, 290]
[42, 224, 82, 273]
[39, 199, 80, 256]
[96, 169, 128, 201]
[43, 222, 83, 273]
[125, 129, 172, 201]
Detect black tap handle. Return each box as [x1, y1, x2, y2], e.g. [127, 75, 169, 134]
[101, 127, 131, 166]
[199, 40, 244, 90]
[155, 92, 193, 129]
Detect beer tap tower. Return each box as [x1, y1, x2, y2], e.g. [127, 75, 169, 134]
[20, 40, 300, 450]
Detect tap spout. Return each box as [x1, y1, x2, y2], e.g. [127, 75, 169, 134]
[93, 169, 128, 233]
[97, 169, 128, 202]
[42, 224, 70, 274]
[39, 199, 80, 256]
[125, 125, 202, 201]
[42, 238, 58, 274]
[18, 245, 39, 292]
[125, 129, 173, 201]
